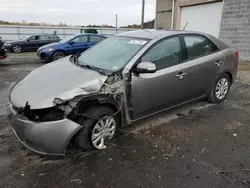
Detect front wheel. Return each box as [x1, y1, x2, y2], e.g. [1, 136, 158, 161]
[207, 73, 231, 103]
[53, 51, 65, 61]
[76, 106, 119, 150]
[12, 45, 22, 53]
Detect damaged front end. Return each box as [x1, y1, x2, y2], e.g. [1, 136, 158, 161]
[8, 68, 130, 155]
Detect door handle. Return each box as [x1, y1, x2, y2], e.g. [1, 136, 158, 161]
[176, 72, 186, 79]
[215, 60, 222, 66]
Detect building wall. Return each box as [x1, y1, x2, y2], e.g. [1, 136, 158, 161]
[156, 0, 250, 60]
[156, 0, 220, 30]
[156, 0, 172, 29]
[219, 0, 250, 61]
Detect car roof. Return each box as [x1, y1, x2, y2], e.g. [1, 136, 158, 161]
[117, 29, 212, 40]
[117, 29, 229, 51]
[73, 33, 103, 37]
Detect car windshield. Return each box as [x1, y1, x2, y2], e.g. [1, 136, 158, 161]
[78, 37, 148, 72]
[59, 35, 75, 43]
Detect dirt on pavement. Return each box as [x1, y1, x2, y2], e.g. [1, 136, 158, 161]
[0, 53, 250, 188]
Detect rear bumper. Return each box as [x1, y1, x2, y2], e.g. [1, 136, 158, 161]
[0, 49, 7, 59]
[7, 104, 82, 155]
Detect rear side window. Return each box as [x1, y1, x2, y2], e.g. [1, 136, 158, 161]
[90, 36, 102, 42]
[141, 37, 181, 70]
[184, 35, 217, 60]
[40, 35, 51, 40]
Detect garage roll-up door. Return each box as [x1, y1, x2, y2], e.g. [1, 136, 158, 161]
[180, 2, 223, 37]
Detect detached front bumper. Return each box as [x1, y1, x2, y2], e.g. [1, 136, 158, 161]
[7, 104, 82, 155]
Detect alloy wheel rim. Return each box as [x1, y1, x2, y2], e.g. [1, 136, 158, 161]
[13, 45, 21, 52]
[215, 78, 229, 100]
[91, 116, 116, 149]
[54, 52, 65, 60]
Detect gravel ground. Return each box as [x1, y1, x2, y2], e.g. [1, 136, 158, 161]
[0, 53, 250, 188]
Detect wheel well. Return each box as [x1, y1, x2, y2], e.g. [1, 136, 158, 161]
[66, 97, 121, 152]
[53, 50, 66, 54]
[77, 99, 119, 114]
[224, 72, 233, 84]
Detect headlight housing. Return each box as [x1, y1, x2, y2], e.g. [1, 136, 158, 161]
[42, 48, 54, 52]
[53, 98, 65, 105]
[4, 43, 11, 46]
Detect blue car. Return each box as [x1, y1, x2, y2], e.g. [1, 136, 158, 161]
[37, 34, 107, 61]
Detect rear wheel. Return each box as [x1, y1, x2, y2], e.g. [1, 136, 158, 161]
[76, 106, 119, 150]
[207, 73, 231, 103]
[53, 51, 65, 61]
[12, 45, 22, 53]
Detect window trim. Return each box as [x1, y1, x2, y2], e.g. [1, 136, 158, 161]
[180, 34, 220, 62]
[132, 35, 185, 71]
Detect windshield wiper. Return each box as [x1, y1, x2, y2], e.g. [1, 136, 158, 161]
[70, 53, 106, 75]
[79, 63, 106, 75]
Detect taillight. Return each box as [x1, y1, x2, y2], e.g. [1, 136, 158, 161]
[235, 51, 239, 63]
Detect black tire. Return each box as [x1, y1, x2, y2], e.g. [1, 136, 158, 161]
[12, 44, 22, 53]
[76, 106, 119, 150]
[207, 73, 231, 103]
[52, 51, 65, 61]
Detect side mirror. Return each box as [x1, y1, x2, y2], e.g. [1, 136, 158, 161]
[135, 62, 156, 74]
[69, 41, 75, 45]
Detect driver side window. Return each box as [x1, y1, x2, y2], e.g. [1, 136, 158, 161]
[72, 36, 88, 43]
[29, 36, 39, 41]
[141, 37, 181, 70]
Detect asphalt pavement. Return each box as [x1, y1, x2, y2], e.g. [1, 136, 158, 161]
[0, 53, 250, 188]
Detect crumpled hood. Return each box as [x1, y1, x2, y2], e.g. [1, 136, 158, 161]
[10, 57, 107, 109]
[38, 42, 60, 50]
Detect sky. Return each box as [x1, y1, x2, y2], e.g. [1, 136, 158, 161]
[0, 0, 156, 26]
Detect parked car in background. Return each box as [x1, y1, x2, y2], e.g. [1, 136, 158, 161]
[37, 34, 106, 61]
[8, 30, 238, 155]
[0, 37, 7, 60]
[4, 34, 60, 53]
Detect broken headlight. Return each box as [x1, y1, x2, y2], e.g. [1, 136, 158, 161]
[53, 98, 65, 105]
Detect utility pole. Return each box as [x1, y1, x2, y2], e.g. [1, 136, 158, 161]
[115, 14, 118, 28]
[141, 0, 145, 29]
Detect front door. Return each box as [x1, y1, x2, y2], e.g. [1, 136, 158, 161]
[24, 35, 40, 50]
[69, 35, 90, 54]
[131, 36, 188, 119]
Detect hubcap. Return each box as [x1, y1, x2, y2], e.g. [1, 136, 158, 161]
[54, 52, 65, 60]
[13, 45, 21, 52]
[215, 78, 229, 100]
[91, 116, 116, 149]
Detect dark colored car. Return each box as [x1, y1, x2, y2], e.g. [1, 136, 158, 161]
[4, 34, 60, 53]
[0, 37, 7, 60]
[37, 34, 106, 61]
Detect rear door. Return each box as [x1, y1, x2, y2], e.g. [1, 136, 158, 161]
[38, 35, 52, 47]
[177, 34, 224, 100]
[69, 35, 90, 54]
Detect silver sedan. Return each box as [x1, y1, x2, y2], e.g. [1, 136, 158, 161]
[8, 30, 239, 155]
